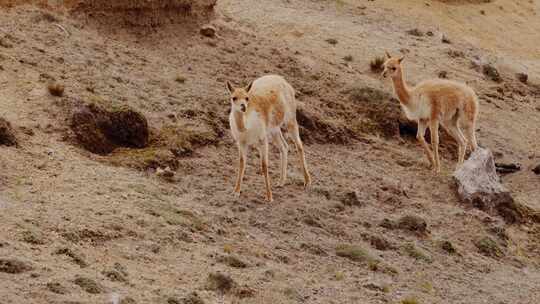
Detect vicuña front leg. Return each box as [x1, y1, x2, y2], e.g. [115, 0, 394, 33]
[417, 120, 435, 169]
[233, 145, 247, 197]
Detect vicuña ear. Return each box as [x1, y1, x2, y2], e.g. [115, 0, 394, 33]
[398, 56, 405, 64]
[385, 51, 391, 59]
[226, 81, 234, 94]
[245, 81, 253, 93]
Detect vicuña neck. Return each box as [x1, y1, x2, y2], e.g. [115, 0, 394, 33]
[233, 110, 246, 132]
[392, 69, 411, 106]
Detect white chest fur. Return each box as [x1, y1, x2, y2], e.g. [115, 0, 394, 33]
[230, 111, 266, 146]
[401, 96, 431, 121]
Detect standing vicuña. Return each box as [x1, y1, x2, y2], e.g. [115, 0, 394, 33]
[227, 75, 312, 202]
[382, 52, 479, 172]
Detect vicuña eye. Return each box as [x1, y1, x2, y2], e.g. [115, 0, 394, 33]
[246, 97, 250, 101]
[232, 97, 237, 101]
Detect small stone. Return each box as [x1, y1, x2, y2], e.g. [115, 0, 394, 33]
[516, 72, 528, 84]
[438, 71, 448, 79]
[441, 240, 457, 254]
[482, 64, 502, 82]
[200, 25, 217, 38]
[441, 34, 451, 44]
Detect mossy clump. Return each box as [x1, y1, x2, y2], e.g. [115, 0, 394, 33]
[397, 215, 428, 235]
[73, 276, 105, 294]
[21, 228, 47, 245]
[475, 236, 504, 258]
[71, 103, 149, 155]
[401, 297, 420, 304]
[218, 255, 248, 268]
[158, 124, 217, 157]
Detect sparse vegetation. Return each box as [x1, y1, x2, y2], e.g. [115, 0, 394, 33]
[343, 55, 353, 62]
[206, 272, 235, 293]
[336, 244, 379, 266]
[406, 28, 424, 37]
[175, 75, 187, 83]
[325, 38, 338, 45]
[73, 276, 105, 294]
[403, 243, 432, 263]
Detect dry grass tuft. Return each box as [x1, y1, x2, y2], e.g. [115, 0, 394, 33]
[370, 56, 385, 73]
[48, 82, 65, 97]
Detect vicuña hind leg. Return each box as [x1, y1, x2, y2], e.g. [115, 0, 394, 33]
[429, 120, 441, 173]
[417, 120, 435, 169]
[290, 121, 311, 187]
[272, 131, 289, 187]
[259, 139, 273, 202]
[442, 119, 466, 168]
[463, 123, 478, 152]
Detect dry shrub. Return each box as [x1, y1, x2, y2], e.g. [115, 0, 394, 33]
[0, 117, 18, 147]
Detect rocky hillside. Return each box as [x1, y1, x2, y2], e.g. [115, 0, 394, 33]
[0, 0, 539, 303]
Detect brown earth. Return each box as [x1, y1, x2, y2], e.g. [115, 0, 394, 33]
[0, 0, 539, 303]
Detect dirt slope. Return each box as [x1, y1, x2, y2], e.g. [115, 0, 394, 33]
[0, 0, 539, 303]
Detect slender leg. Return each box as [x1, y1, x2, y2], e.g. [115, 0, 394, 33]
[233, 144, 248, 196]
[430, 120, 441, 173]
[259, 139, 273, 202]
[464, 123, 478, 152]
[417, 120, 435, 169]
[442, 120, 466, 169]
[272, 131, 288, 187]
[290, 121, 311, 187]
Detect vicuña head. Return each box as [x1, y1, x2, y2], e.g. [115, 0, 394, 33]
[381, 51, 404, 79]
[226, 75, 312, 202]
[226, 81, 252, 114]
[381, 51, 479, 173]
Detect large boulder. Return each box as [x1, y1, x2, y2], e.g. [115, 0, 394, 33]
[454, 148, 534, 223]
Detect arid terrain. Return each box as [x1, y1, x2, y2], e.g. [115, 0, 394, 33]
[0, 0, 539, 303]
